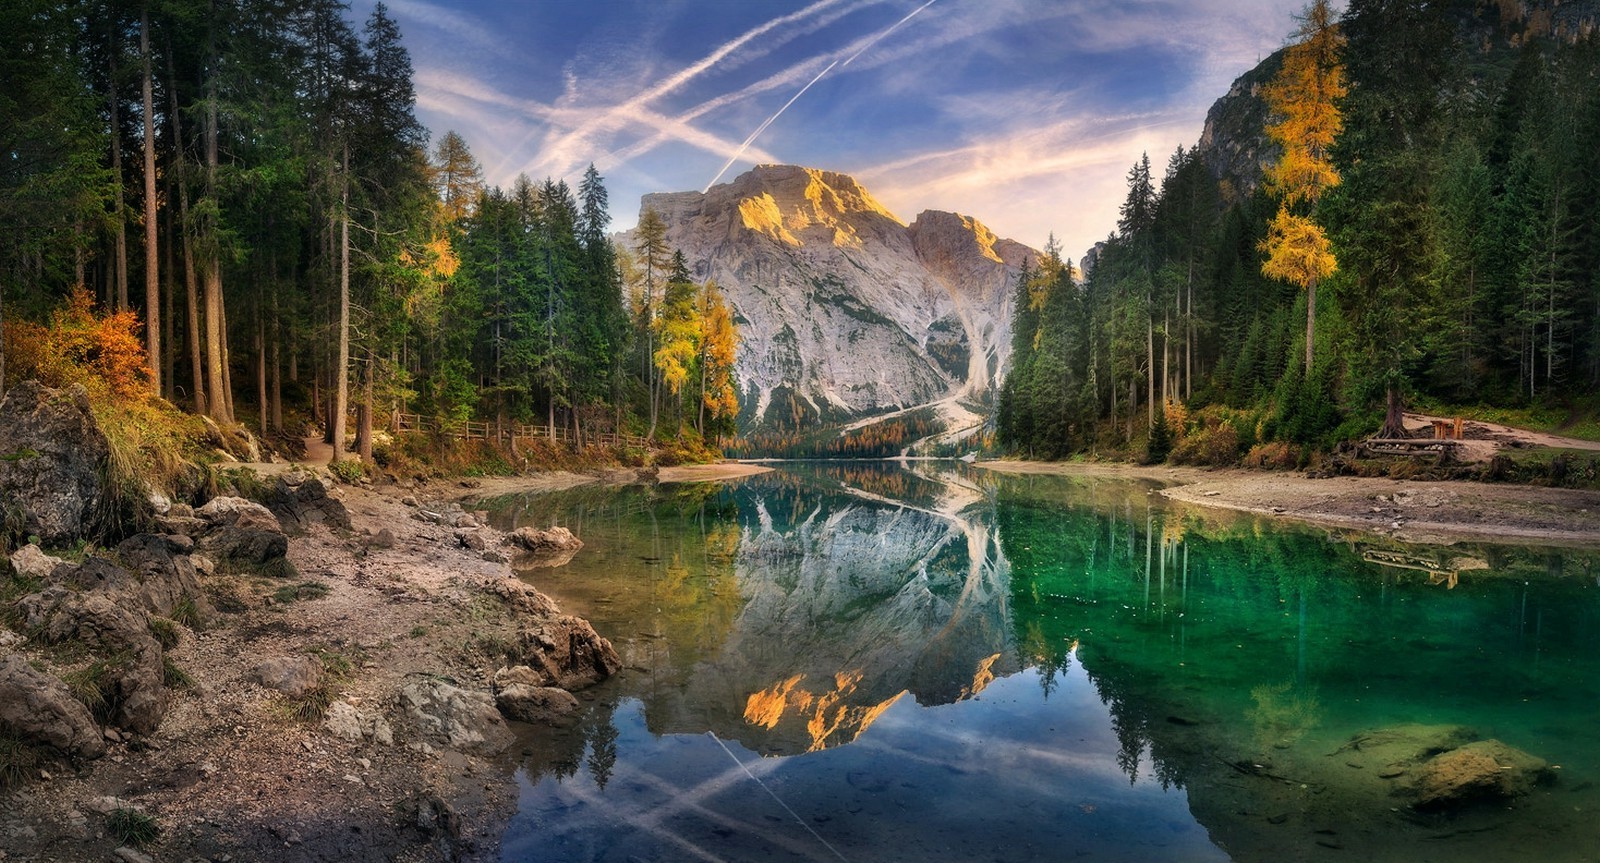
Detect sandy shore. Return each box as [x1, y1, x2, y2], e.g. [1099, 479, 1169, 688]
[978, 460, 1600, 548]
[455, 462, 771, 499]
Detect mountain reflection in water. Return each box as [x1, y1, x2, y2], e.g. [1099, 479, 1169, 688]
[484, 463, 1600, 863]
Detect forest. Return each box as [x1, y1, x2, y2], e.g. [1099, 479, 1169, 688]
[999, 0, 1600, 463]
[0, 0, 738, 472]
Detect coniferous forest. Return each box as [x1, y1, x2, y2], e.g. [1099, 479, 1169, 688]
[1000, 0, 1600, 463]
[0, 0, 738, 475]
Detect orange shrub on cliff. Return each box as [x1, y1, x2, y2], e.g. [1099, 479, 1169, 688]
[4, 287, 151, 401]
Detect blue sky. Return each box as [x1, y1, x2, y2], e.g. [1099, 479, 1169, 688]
[355, 0, 1313, 260]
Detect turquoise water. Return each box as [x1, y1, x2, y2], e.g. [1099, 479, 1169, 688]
[485, 464, 1600, 863]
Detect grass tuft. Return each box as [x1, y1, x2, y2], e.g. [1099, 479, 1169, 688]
[107, 808, 160, 847]
[162, 656, 194, 690]
[271, 581, 330, 604]
[0, 734, 43, 790]
[148, 617, 181, 650]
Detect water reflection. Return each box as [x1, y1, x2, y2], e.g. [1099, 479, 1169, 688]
[485, 464, 1600, 863]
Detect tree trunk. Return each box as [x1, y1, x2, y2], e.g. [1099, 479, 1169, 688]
[108, 26, 129, 312]
[333, 143, 350, 461]
[357, 349, 373, 461]
[1380, 384, 1406, 439]
[202, 8, 228, 423]
[1305, 278, 1317, 373]
[168, 48, 204, 414]
[162, 185, 175, 399]
[1146, 317, 1155, 428]
[270, 293, 283, 434]
[255, 312, 267, 437]
[141, 7, 160, 392]
[219, 273, 234, 420]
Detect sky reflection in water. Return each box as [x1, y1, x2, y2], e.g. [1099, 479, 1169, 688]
[486, 463, 1600, 863]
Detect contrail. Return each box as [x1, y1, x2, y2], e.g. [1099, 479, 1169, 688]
[703, 0, 940, 191]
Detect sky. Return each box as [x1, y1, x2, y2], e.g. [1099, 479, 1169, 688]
[352, 0, 1314, 261]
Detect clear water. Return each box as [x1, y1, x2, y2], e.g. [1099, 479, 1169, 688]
[483, 463, 1600, 863]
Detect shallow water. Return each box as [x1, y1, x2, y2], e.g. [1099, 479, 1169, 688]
[483, 463, 1600, 863]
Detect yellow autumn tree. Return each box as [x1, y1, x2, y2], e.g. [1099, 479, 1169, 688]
[697, 280, 740, 439]
[1259, 0, 1345, 372]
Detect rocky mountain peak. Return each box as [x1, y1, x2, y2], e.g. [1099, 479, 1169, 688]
[625, 166, 1036, 430]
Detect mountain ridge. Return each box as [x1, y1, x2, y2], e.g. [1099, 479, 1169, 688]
[624, 164, 1036, 432]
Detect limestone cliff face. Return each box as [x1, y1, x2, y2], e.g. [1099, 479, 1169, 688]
[624, 165, 1035, 429]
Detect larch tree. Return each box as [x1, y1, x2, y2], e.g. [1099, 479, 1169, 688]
[696, 279, 739, 439]
[432, 130, 483, 224]
[1260, 0, 1345, 375]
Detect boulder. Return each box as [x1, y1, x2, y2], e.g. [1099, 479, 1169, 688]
[507, 526, 582, 553]
[8, 544, 68, 580]
[455, 528, 492, 552]
[252, 656, 323, 699]
[0, 654, 106, 758]
[495, 684, 580, 725]
[1409, 739, 1555, 809]
[511, 615, 620, 691]
[0, 382, 111, 544]
[111, 535, 211, 621]
[195, 496, 289, 568]
[399, 679, 514, 755]
[323, 701, 395, 746]
[267, 470, 352, 532]
[508, 526, 584, 569]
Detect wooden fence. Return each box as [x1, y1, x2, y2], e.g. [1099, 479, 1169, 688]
[393, 413, 649, 450]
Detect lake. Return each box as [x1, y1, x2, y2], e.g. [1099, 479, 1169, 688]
[482, 463, 1600, 863]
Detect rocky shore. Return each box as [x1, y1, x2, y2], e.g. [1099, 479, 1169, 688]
[0, 386, 630, 862]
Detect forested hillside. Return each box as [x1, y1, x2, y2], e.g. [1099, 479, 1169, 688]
[1000, 0, 1600, 463]
[0, 0, 737, 471]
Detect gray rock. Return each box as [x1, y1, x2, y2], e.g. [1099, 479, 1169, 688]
[111, 534, 212, 620]
[267, 471, 353, 532]
[253, 656, 323, 699]
[8, 544, 68, 580]
[323, 701, 394, 745]
[0, 629, 23, 649]
[113, 845, 156, 863]
[511, 615, 621, 691]
[0, 654, 106, 758]
[399, 679, 514, 755]
[0, 382, 111, 543]
[495, 683, 580, 726]
[195, 496, 288, 567]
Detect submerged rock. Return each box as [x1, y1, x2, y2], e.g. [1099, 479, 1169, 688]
[1408, 739, 1555, 809]
[0, 382, 111, 544]
[0, 654, 106, 758]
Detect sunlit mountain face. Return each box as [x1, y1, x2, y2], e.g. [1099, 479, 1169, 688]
[377, 0, 1309, 260]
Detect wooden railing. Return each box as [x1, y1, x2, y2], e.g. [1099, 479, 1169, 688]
[394, 412, 649, 450]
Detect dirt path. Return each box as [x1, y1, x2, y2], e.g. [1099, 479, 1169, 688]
[1400, 411, 1600, 463]
[977, 461, 1600, 548]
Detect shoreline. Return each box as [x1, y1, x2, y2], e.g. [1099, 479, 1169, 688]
[976, 460, 1600, 549]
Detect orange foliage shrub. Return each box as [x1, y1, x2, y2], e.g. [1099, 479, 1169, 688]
[4, 287, 151, 400]
[1242, 442, 1298, 470]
